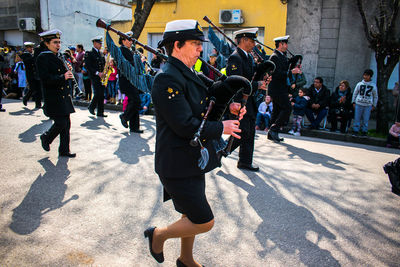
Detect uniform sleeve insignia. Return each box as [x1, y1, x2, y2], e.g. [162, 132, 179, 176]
[231, 64, 237, 70]
[167, 87, 179, 99]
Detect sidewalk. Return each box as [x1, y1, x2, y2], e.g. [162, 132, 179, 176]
[73, 99, 388, 148]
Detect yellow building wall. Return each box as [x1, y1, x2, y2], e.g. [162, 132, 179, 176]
[132, 0, 287, 55]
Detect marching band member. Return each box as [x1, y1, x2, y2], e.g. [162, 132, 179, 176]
[36, 29, 76, 157]
[118, 31, 143, 133]
[21, 41, 42, 108]
[268, 35, 300, 142]
[226, 28, 268, 172]
[86, 36, 107, 117]
[144, 19, 245, 266]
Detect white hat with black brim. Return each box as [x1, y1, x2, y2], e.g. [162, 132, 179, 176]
[158, 19, 207, 48]
[234, 28, 259, 40]
[273, 35, 290, 43]
[91, 36, 103, 43]
[39, 29, 62, 41]
[23, 42, 35, 47]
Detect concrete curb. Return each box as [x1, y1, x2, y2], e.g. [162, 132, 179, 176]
[299, 128, 387, 147]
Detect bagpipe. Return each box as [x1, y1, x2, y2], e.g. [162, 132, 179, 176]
[252, 34, 303, 71]
[203, 16, 276, 86]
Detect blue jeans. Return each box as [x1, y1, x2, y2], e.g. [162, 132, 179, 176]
[107, 80, 117, 98]
[353, 104, 372, 133]
[256, 113, 270, 128]
[305, 108, 328, 128]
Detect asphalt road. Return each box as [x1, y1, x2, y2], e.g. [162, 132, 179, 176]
[0, 99, 399, 267]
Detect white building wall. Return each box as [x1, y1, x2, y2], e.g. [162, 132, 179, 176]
[40, 0, 131, 51]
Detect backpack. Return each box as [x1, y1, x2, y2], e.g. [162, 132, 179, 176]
[383, 158, 400, 196]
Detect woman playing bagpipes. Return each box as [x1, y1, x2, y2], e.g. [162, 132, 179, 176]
[144, 19, 251, 267]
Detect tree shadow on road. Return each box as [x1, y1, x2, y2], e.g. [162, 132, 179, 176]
[18, 119, 52, 143]
[217, 170, 340, 267]
[80, 116, 112, 130]
[9, 157, 78, 235]
[281, 142, 347, 170]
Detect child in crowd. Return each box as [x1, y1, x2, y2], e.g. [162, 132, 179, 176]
[82, 63, 92, 101]
[386, 121, 400, 148]
[351, 69, 378, 136]
[139, 92, 151, 115]
[106, 59, 118, 104]
[289, 88, 308, 136]
[255, 95, 273, 131]
[13, 54, 26, 98]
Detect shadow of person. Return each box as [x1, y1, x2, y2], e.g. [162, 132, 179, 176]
[281, 142, 346, 170]
[80, 116, 112, 130]
[8, 107, 39, 116]
[18, 119, 52, 143]
[114, 132, 152, 164]
[217, 170, 340, 267]
[9, 157, 79, 235]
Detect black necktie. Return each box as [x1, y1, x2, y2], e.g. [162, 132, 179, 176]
[247, 54, 252, 64]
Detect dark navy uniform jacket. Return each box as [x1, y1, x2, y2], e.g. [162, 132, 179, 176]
[268, 50, 289, 97]
[119, 46, 139, 95]
[226, 47, 259, 119]
[84, 48, 105, 82]
[36, 50, 75, 118]
[152, 56, 223, 178]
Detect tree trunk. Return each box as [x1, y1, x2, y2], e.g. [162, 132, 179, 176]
[375, 53, 399, 134]
[131, 0, 156, 40]
[375, 56, 389, 134]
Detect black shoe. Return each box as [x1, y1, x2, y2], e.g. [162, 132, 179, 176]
[22, 97, 28, 106]
[97, 114, 107, 117]
[59, 152, 76, 158]
[0, 108, 5, 112]
[392, 187, 400, 196]
[144, 227, 164, 263]
[360, 131, 368, 137]
[35, 104, 42, 109]
[130, 129, 144, 133]
[351, 131, 359, 137]
[119, 114, 128, 128]
[237, 162, 259, 172]
[88, 107, 95, 115]
[40, 134, 50, 151]
[268, 130, 281, 143]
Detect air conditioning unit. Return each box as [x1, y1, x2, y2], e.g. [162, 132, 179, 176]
[219, 9, 243, 24]
[18, 18, 36, 31]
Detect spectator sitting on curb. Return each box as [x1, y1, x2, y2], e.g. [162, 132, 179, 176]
[305, 77, 330, 129]
[328, 80, 353, 133]
[386, 121, 400, 148]
[255, 95, 273, 131]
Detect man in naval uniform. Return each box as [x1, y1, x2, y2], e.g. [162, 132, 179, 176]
[226, 28, 268, 172]
[85, 36, 107, 117]
[36, 29, 76, 157]
[268, 35, 301, 142]
[21, 41, 43, 108]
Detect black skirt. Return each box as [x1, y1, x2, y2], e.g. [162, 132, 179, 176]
[159, 174, 214, 224]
